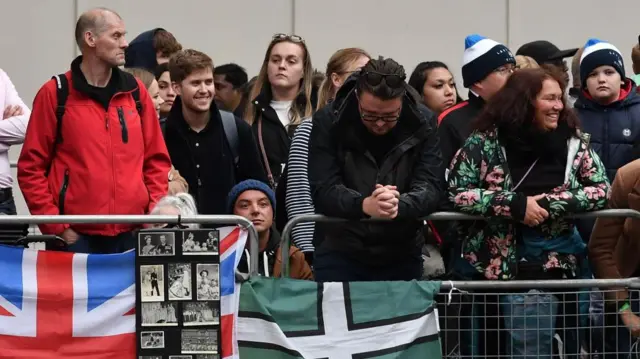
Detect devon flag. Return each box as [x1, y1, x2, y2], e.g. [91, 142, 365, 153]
[237, 277, 442, 358]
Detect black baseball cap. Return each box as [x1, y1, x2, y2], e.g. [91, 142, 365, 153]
[516, 40, 578, 64]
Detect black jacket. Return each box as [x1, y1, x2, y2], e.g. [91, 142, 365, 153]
[250, 86, 317, 187]
[437, 92, 485, 170]
[163, 97, 267, 214]
[308, 77, 444, 266]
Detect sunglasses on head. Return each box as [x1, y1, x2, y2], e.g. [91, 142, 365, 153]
[272, 33, 305, 43]
[362, 70, 406, 88]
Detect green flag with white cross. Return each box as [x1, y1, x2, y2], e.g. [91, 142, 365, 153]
[237, 277, 442, 358]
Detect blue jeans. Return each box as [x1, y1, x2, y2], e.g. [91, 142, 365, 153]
[501, 290, 559, 359]
[66, 231, 136, 254]
[314, 250, 423, 282]
[0, 195, 28, 243]
[0, 195, 17, 215]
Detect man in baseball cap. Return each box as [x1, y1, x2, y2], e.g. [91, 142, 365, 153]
[517, 40, 578, 87]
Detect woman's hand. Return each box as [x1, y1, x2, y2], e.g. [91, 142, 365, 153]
[523, 194, 549, 227]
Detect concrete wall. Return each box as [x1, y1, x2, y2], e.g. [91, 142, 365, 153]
[2, 0, 640, 214]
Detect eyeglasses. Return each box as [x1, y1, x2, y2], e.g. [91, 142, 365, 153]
[361, 70, 406, 88]
[272, 33, 305, 43]
[494, 66, 515, 75]
[356, 95, 401, 123]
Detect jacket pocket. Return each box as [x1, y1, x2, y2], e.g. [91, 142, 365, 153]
[58, 169, 70, 214]
[117, 107, 129, 143]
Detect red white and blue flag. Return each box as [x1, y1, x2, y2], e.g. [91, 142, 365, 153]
[0, 226, 246, 359]
[219, 226, 247, 359]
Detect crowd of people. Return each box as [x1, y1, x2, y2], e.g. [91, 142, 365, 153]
[3, 5, 640, 358]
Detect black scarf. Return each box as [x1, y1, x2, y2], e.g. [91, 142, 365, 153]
[499, 119, 572, 161]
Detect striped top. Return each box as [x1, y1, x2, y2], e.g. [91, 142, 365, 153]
[284, 120, 315, 253]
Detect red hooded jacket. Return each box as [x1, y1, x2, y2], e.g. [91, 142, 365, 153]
[18, 58, 171, 236]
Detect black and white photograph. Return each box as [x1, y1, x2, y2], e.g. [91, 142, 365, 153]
[169, 356, 192, 359]
[139, 232, 176, 256]
[140, 265, 165, 302]
[181, 329, 218, 354]
[182, 302, 220, 326]
[141, 331, 165, 349]
[141, 302, 178, 326]
[168, 263, 192, 301]
[182, 230, 219, 255]
[196, 264, 220, 301]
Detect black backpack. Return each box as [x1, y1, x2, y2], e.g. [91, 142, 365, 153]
[47, 74, 240, 174]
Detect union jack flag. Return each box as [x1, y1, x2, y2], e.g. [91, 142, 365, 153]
[0, 226, 246, 359]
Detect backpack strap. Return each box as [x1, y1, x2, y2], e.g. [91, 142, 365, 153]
[219, 110, 239, 166]
[47, 74, 69, 176]
[132, 86, 142, 115]
[52, 74, 68, 143]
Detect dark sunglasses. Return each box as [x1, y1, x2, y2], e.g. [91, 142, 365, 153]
[272, 33, 305, 43]
[362, 70, 406, 88]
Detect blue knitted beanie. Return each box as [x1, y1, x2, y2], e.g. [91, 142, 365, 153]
[227, 180, 275, 213]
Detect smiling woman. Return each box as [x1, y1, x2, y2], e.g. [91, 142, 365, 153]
[447, 67, 609, 357]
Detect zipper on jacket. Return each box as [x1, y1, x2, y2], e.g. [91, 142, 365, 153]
[117, 107, 129, 143]
[58, 169, 70, 214]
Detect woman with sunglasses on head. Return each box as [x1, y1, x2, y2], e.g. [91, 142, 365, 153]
[448, 67, 609, 357]
[408, 61, 463, 115]
[275, 48, 371, 265]
[244, 34, 316, 189]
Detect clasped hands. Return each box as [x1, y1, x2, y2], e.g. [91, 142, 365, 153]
[523, 194, 548, 227]
[362, 184, 399, 219]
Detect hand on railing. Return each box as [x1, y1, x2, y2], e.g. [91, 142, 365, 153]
[60, 228, 79, 245]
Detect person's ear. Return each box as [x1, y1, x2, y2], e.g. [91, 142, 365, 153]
[172, 82, 182, 97]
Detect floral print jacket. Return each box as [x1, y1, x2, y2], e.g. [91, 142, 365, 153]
[448, 128, 610, 280]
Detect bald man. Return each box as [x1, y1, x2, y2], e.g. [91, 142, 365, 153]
[18, 8, 171, 253]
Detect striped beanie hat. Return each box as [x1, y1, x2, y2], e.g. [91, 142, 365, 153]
[580, 38, 625, 88]
[462, 34, 515, 88]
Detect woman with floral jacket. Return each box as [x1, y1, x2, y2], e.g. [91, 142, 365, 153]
[448, 68, 610, 357]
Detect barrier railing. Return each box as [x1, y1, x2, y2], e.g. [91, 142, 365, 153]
[279, 210, 640, 357]
[279, 209, 640, 277]
[0, 215, 261, 276]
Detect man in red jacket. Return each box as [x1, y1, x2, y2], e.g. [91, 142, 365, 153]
[18, 8, 171, 253]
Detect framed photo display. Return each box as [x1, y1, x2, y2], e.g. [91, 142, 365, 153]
[136, 228, 222, 358]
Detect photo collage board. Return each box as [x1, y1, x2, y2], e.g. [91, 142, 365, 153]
[136, 228, 222, 359]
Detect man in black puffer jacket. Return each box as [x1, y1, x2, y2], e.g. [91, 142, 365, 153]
[308, 57, 444, 282]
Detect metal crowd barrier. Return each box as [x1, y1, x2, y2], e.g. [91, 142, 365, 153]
[279, 210, 640, 357]
[0, 215, 261, 276]
[279, 209, 640, 276]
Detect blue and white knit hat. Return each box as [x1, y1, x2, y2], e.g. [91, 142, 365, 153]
[580, 38, 625, 88]
[462, 34, 515, 88]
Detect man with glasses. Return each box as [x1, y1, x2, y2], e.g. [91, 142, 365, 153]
[516, 40, 578, 88]
[438, 34, 515, 171]
[308, 57, 444, 282]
